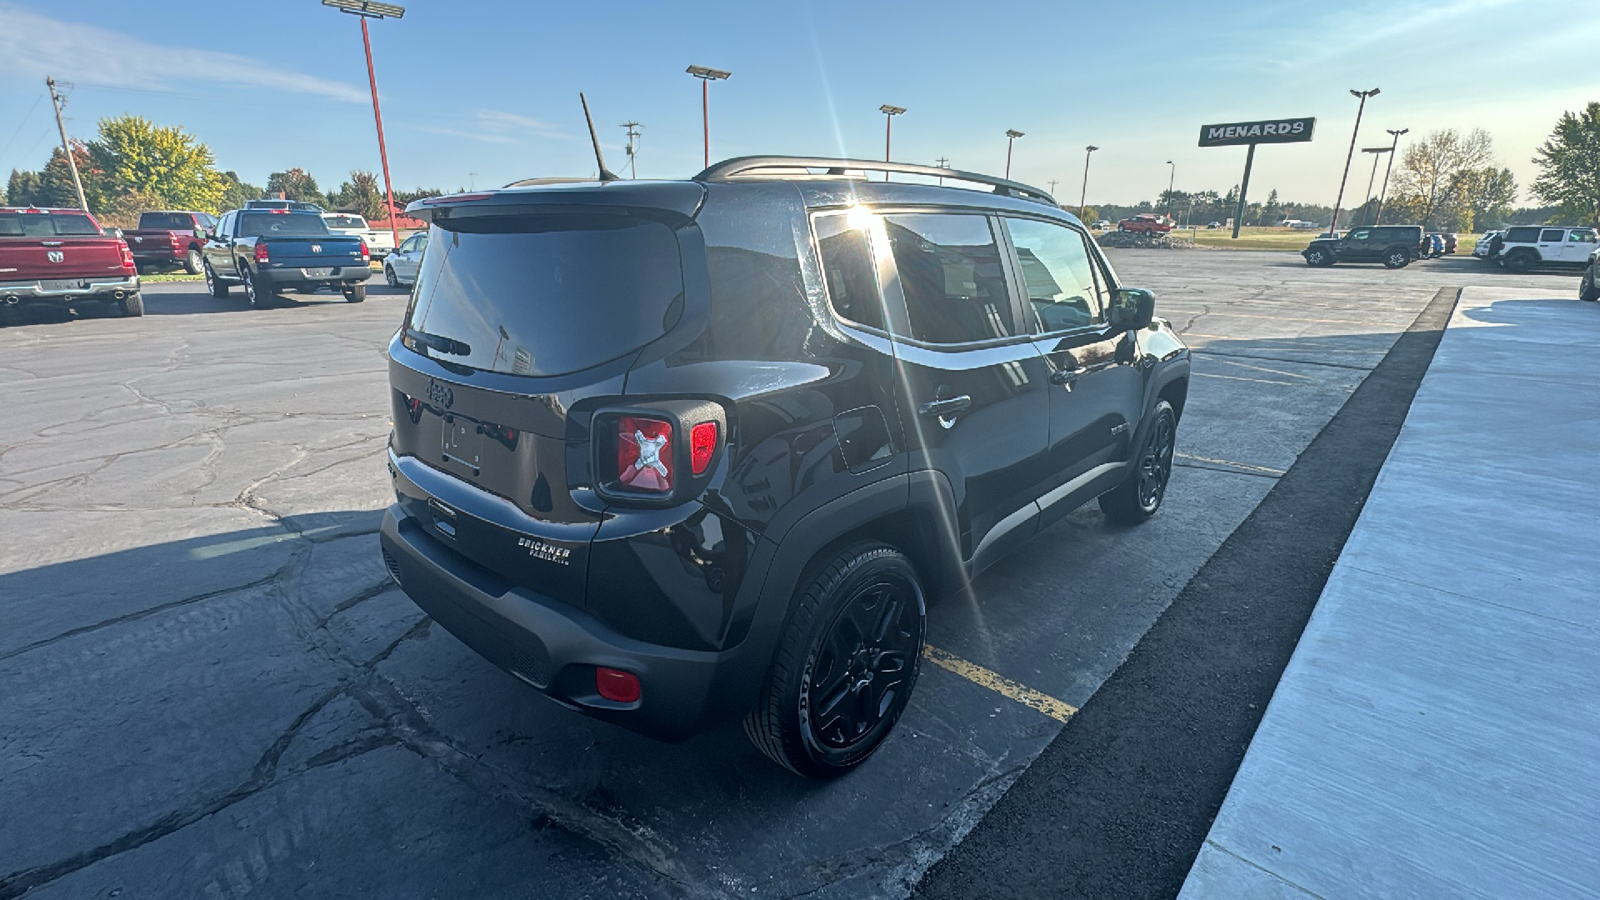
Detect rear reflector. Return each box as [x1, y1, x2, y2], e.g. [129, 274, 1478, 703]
[617, 416, 673, 493]
[595, 667, 641, 703]
[690, 421, 717, 475]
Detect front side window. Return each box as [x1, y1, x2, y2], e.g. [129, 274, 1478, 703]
[1345, 229, 1372, 242]
[882, 213, 1016, 345]
[1568, 229, 1597, 243]
[1004, 217, 1106, 332]
[814, 214, 885, 330]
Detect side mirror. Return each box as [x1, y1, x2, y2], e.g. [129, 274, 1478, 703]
[1110, 288, 1155, 332]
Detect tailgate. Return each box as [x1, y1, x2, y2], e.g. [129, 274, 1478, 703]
[260, 237, 366, 267]
[0, 238, 129, 281]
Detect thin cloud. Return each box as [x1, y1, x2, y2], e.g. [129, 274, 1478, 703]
[474, 109, 563, 133]
[414, 125, 518, 145]
[0, 5, 366, 103]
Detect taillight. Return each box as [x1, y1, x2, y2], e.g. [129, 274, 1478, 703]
[168, 233, 181, 247]
[616, 416, 673, 493]
[254, 243, 270, 264]
[359, 239, 370, 262]
[690, 421, 717, 475]
[118, 243, 134, 270]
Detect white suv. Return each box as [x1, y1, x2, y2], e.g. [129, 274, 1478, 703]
[1492, 225, 1598, 272]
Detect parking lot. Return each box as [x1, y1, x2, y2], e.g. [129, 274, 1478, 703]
[0, 251, 1579, 899]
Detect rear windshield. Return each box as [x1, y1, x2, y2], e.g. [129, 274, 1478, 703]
[138, 212, 196, 230]
[0, 212, 101, 236]
[324, 215, 367, 229]
[237, 212, 330, 237]
[405, 214, 683, 378]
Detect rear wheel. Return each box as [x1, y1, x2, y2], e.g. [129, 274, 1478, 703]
[1503, 250, 1536, 273]
[203, 261, 229, 298]
[745, 542, 925, 779]
[242, 268, 268, 309]
[1581, 265, 1599, 302]
[343, 283, 366, 303]
[1383, 248, 1411, 269]
[183, 248, 203, 275]
[117, 292, 144, 317]
[1100, 400, 1177, 525]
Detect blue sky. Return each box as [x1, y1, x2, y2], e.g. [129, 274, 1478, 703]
[1, 0, 1595, 208]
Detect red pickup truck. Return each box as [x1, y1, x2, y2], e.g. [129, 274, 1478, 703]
[1118, 214, 1173, 236]
[0, 207, 143, 317]
[122, 210, 217, 274]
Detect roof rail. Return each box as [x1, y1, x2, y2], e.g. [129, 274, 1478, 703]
[695, 156, 1059, 206]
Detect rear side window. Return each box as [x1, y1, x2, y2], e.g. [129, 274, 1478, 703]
[1504, 227, 1540, 243]
[882, 213, 1017, 345]
[1375, 227, 1417, 242]
[1540, 229, 1566, 243]
[237, 213, 330, 236]
[406, 214, 684, 377]
[814, 214, 885, 330]
[0, 212, 100, 236]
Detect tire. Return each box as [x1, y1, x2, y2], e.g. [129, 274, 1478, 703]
[242, 268, 268, 309]
[385, 265, 399, 288]
[1099, 400, 1177, 525]
[118, 292, 144, 317]
[183, 248, 203, 275]
[744, 542, 926, 779]
[203, 261, 229, 298]
[1383, 248, 1411, 269]
[1581, 265, 1600, 302]
[1304, 247, 1333, 267]
[1118, 224, 1126, 232]
[343, 283, 367, 303]
[1503, 251, 1535, 273]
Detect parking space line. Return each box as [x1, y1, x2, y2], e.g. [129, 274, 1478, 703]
[1194, 372, 1299, 387]
[922, 645, 1077, 723]
[1176, 453, 1287, 476]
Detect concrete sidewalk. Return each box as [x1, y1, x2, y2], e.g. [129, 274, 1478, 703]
[1180, 287, 1600, 898]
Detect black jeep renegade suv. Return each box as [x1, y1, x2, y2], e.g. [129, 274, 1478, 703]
[378, 157, 1190, 777]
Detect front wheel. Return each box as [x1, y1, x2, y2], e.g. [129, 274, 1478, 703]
[1100, 400, 1177, 525]
[1581, 265, 1599, 302]
[183, 248, 203, 275]
[1383, 248, 1411, 269]
[343, 283, 366, 303]
[745, 543, 926, 779]
[1304, 248, 1332, 267]
[203, 261, 229, 298]
[385, 265, 399, 288]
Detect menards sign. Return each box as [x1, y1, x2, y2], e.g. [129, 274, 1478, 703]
[1198, 117, 1316, 147]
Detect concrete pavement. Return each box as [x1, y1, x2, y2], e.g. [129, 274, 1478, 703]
[1181, 287, 1600, 898]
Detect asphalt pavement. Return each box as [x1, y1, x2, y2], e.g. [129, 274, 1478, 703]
[0, 252, 1583, 898]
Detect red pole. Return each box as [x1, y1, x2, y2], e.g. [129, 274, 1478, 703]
[702, 77, 710, 169]
[360, 17, 401, 252]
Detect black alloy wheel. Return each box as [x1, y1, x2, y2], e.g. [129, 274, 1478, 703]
[1581, 265, 1599, 302]
[745, 543, 925, 778]
[1305, 247, 1330, 267]
[385, 265, 399, 288]
[1100, 400, 1177, 524]
[242, 268, 265, 309]
[1503, 251, 1534, 273]
[203, 261, 228, 298]
[183, 248, 203, 275]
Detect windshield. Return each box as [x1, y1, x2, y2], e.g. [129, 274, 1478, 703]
[237, 212, 330, 237]
[405, 213, 684, 377]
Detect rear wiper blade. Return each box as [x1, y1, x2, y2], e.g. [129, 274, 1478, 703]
[405, 327, 471, 357]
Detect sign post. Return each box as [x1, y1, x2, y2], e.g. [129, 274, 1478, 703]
[1198, 117, 1316, 240]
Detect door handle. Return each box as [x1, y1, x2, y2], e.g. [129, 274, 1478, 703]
[918, 395, 972, 418]
[1049, 368, 1080, 386]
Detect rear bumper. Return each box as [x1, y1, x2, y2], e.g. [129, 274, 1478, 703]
[128, 247, 185, 262]
[254, 265, 372, 288]
[0, 275, 140, 305]
[379, 506, 738, 741]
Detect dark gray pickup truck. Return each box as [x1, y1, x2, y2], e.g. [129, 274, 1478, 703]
[201, 208, 371, 307]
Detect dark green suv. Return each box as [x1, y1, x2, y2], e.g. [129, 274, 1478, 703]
[1303, 224, 1424, 268]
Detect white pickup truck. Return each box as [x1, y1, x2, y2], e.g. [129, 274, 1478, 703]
[322, 213, 396, 259]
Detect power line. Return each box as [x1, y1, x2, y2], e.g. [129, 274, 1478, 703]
[0, 93, 46, 162]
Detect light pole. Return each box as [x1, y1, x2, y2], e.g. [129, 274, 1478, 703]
[1164, 160, 1175, 218]
[1004, 129, 1024, 180]
[879, 105, 905, 180]
[322, 0, 405, 252]
[1376, 127, 1408, 225]
[1329, 87, 1379, 236]
[1079, 145, 1098, 220]
[687, 65, 731, 169]
[1358, 146, 1392, 225]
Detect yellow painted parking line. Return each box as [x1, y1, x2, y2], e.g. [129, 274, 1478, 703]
[1175, 453, 1287, 476]
[922, 644, 1077, 723]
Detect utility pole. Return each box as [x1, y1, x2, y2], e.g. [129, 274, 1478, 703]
[935, 156, 950, 186]
[1329, 87, 1380, 235]
[1376, 128, 1408, 225]
[621, 121, 642, 178]
[1048, 179, 1059, 196]
[1164, 160, 1175, 218]
[45, 77, 89, 212]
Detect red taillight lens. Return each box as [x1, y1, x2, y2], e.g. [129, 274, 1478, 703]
[118, 243, 134, 269]
[616, 416, 673, 493]
[168, 233, 181, 248]
[595, 667, 640, 703]
[254, 243, 270, 264]
[359, 239, 370, 261]
[690, 421, 717, 475]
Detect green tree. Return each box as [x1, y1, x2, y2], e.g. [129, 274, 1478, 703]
[1260, 189, 1283, 224]
[1076, 205, 1098, 223]
[87, 115, 226, 212]
[1531, 102, 1600, 228]
[217, 171, 262, 212]
[37, 141, 105, 209]
[332, 169, 385, 220]
[265, 168, 326, 205]
[1453, 166, 1517, 231]
[7, 169, 42, 206]
[1392, 128, 1496, 228]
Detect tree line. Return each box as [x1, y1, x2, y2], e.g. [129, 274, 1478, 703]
[1, 114, 448, 228]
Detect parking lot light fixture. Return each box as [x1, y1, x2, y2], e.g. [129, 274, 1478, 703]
[1079, 145, 1098, 220]
[1329, 87, 1379, 235]
[1165, 160, 1175, 218]
[1005, 129, 1024, 179]
[687, 65, 731, 169]
[1377, 128, 1408, 225]
[322, 0, 405, 251]
[879, 105, 905, 179]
